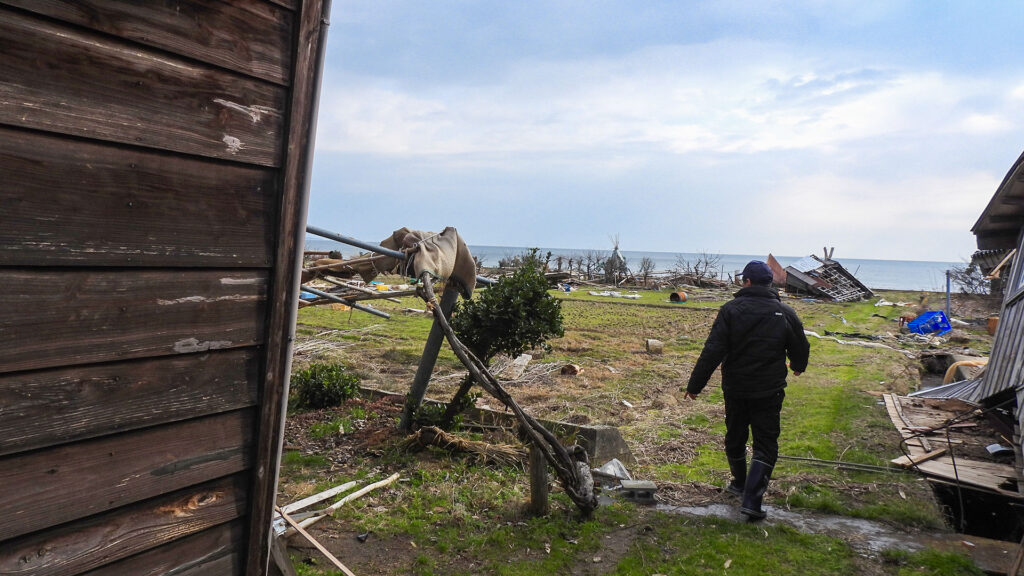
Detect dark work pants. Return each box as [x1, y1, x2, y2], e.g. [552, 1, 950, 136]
[724, 390, 785, 467]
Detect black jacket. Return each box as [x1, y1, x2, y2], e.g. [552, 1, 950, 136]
[686, 285, 810, 398]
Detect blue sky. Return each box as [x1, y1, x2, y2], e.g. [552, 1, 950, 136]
[308, 1, 1024, 262]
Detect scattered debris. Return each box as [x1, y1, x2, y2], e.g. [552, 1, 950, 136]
[401, 426, 526, 467]
[781, 250, 873, 302]
[498, 353, 533, 380]
[560, 363, 583, 376]
[907, 311, 952, 336]
[592, 458, 633, 482]
[645, 339, 664, 354]
[589, 290, 641, 299]
[619, 480, 658, 504]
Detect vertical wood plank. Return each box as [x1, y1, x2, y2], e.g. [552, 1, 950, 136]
[246, 0, 331, 573]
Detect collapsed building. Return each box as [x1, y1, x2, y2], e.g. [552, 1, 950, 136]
[767, 250, 874, 302]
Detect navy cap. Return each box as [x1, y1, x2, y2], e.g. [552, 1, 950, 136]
[740, 260, 774, 285]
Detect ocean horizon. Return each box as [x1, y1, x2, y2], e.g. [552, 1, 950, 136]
[305, 239, 961, 292]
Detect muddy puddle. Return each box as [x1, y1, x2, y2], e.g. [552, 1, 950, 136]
[659, 502, 923, 556]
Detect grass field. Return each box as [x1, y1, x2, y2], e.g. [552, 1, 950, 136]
[280, 282, 995, 575]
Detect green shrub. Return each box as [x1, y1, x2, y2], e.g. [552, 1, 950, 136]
[291, 363, 359, 410]
[451, 248, 563, 363]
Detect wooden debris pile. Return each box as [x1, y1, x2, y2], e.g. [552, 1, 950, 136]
[775, 249, 873, 302]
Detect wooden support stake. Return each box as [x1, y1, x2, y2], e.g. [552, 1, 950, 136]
[275, 506, 357, 576]
[528, 443, 549, 516]
[400, 286, 460, 430]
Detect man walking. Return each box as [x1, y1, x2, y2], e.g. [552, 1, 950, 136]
[684, 260, 810, 520]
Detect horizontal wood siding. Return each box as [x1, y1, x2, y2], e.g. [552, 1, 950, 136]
[0, 6, 286, 166]
[2, 0, 294, 85]
[0, 475, 248, 576]
[79, 520, 246, 576]
[0, 1, 326, 573]
[0, 349, 260, 457]
[0, 127, 278, 267]
[0, 410, 255, 541]
[0, 269, 267, 374]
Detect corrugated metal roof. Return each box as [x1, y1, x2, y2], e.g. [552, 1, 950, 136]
[908, 378, 983, 403]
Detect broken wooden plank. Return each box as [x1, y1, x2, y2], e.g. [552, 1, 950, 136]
[275, 507, 357, 576]
[281, 481, 358, 515]
[288, 473, 401, 535]
[891, 448, 948, 468]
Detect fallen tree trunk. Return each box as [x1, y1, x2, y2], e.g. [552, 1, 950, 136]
[416, 273, 598, 515]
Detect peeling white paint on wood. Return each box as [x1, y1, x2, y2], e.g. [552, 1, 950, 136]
[157, 295, 259, 305]
[220, 277, 263, 285]
[173, 338, 233, 354]
[222, 134, 244, 153]
[213, 98, 279, 123]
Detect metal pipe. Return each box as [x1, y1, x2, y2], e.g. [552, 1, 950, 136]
[306, 224, 494, 285]
[945, 269, 951, 320]
[307, 225, 405, 259]
[300, 285, 390, 319]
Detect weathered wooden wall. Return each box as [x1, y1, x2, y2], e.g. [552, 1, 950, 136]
[0, 1, 328, 574]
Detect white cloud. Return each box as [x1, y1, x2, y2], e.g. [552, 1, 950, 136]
[316, 40, 1017, 166]
[750, 171, 998, 260]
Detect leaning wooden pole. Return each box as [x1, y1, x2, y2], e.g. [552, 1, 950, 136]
[416, 273, 597, 515]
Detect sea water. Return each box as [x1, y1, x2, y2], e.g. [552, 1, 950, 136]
[304, 240, 959, 292]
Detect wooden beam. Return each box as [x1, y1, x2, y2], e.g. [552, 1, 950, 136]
[276, 507, 356, 576]
[246, 0, 332, 573]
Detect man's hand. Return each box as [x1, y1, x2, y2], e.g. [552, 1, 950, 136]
[684, 392, 698, 400]
[792, 371, 802, 376]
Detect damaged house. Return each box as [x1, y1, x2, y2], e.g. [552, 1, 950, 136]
[969, 149, 1024, 485]
[768, 250, 874, 302]
[892, 149, 1024, 536]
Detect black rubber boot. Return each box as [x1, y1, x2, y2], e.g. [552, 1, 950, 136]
[739, 459, 773, 520]
[725, 456, 746, 496]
